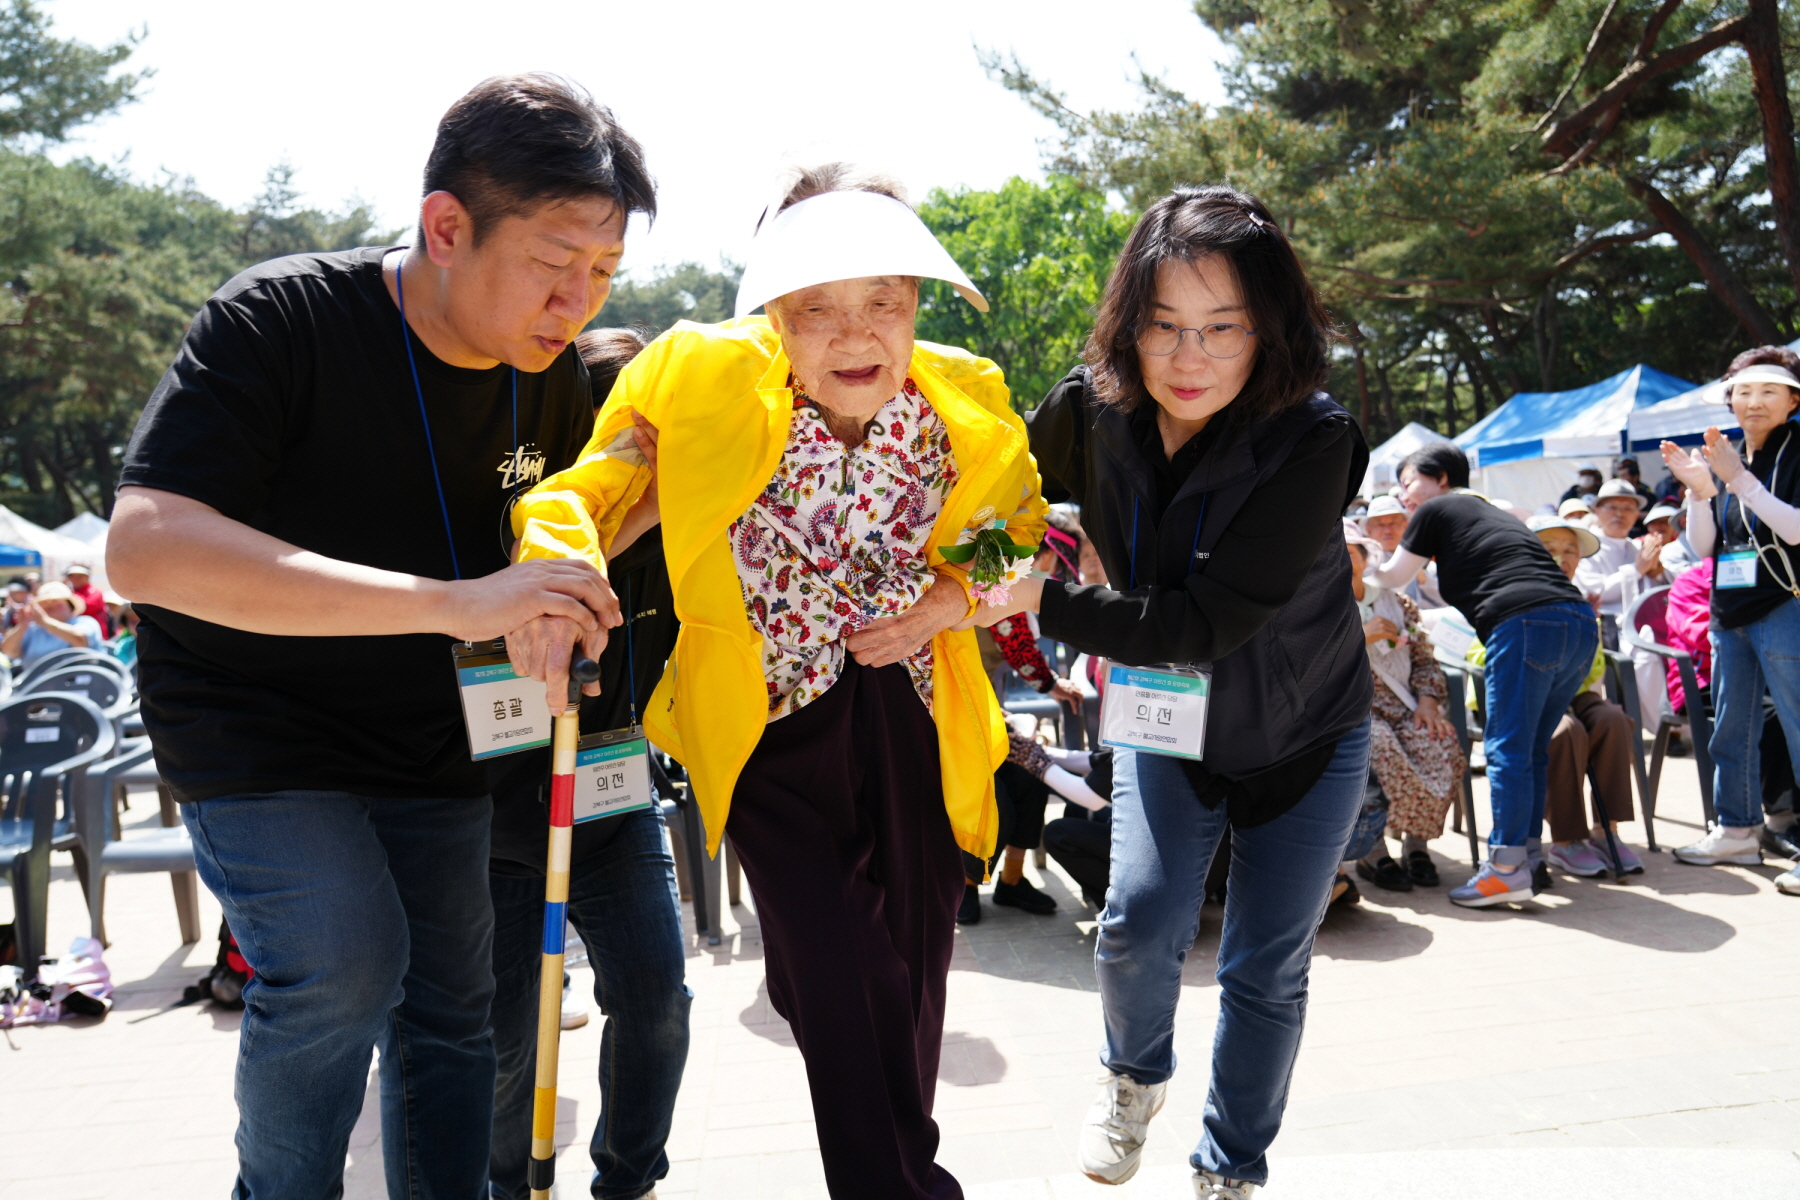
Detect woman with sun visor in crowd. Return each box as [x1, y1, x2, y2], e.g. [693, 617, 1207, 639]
[1659, 348, 1800, 884]
[508, 164, 1047, 1200]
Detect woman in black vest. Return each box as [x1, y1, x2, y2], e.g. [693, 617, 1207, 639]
[962, 187, 1370, 1198]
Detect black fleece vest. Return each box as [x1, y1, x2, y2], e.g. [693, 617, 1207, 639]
[1082, 390, 1373, 777]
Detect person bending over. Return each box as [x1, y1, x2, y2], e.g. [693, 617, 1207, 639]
[107, 76, 647, 1198]
[1369, 443, 1595, 908]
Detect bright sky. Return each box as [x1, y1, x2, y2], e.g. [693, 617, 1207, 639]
[48, 0, 1227, 276]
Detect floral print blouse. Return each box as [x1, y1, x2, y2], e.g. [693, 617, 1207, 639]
[730, 378, 958, 720]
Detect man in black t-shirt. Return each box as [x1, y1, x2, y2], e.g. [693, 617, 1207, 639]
[110, 76, 654, 1198]
[1369, 444, 1595, 911]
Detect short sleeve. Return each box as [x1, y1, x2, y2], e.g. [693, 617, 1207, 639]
[118, 293, 291, 523]
[1400, 503, 1439, 559]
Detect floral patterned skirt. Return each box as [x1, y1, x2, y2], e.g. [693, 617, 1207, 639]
[1369, 681, 1466, 839]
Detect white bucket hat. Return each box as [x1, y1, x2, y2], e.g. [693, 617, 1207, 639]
[1528, 515, 1601, 558]
[1594, 478, 1649, 511]
[734, 190, 987, 319]
[1358, 495, 1407, 524]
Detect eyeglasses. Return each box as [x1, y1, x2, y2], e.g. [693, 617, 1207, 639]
[1136, 320, 1257, 359]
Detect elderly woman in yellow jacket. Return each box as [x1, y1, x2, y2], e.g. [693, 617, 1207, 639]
[510, 164, 1046, 1200]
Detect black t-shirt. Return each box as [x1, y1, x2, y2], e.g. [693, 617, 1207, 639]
[1711, 420, 1800, 630]
[1401, 492, 1582, 641]
[118, 246, 592, 803]
[487, 527, 680, 876]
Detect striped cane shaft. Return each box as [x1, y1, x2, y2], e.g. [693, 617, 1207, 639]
[528, 706, 582, 1199]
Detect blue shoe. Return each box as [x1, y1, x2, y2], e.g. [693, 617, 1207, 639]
[1448, 861, 1536, 908]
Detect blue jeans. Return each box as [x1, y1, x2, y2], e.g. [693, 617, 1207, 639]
[183, 791, 497, 1200]
[488, 808, 692, 1200]
[1709, 598, 1800, 828]
[1098, 720, 1370, 1185]
[1481, 602, 1598, 852]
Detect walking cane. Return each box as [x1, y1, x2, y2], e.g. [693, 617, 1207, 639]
[529, 652, 601, 1200]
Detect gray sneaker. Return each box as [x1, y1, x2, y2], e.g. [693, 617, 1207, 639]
[1077, 1070, 1167, 1184]
[1194, 1170, 1258, 1198]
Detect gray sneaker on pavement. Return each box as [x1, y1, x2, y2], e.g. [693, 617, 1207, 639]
[1077, 1070, 1167, 1184]
[1194, 1169, 1258, 1198]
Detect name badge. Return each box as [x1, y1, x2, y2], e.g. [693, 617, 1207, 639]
[1099, 663, 1212, 761]
[452, 640, 552, 760]
[573, 729, 654, 823]
[1717, 547, 1758, 590]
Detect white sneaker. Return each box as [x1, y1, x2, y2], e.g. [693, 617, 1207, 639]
[1673, 826, 1763, 867]
[1077, 1070, 1167, 1184]
[1774, 867, 1800, 896]
[560, 979, 589, 1031]
[1194, 1171, 1257, 1199]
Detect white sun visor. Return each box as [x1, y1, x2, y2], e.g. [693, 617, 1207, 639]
[734, 189, 988, 319]
[1717, 364, 1800, 399]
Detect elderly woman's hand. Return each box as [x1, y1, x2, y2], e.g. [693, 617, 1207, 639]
[846, 575, 970, 668]
[1413, 694, 1455, 740]
[506, 611, 610, 714]
[1363, 616, 1400, 646]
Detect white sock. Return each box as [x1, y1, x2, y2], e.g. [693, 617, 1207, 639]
[1723, 824, 1761, 839]
[1045, 765, 1107, 811]
[1767, 810, 1796, 833]
[1400, 834, 1428, 858]
[1043, 747, 1091, 775]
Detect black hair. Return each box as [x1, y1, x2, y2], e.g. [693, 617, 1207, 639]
[422, 74, 656, 245]
[575, 326, 650, 412]
[1400, 443, 1470, 489]
[1085, 185, 1334, 423]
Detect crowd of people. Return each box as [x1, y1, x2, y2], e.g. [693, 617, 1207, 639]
[97, 70, 1800, 1200]
[0, 563, 135, 671]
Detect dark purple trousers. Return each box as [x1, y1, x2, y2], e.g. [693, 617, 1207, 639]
[726, 659, 965, 1200]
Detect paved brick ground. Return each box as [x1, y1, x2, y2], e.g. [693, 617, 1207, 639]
[4, 758, 1798, 1199]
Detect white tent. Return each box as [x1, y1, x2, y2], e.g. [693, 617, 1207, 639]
[1361, 421, 1453, 498]
[0, 506, 108, 586]
[55, 512, 109, 546]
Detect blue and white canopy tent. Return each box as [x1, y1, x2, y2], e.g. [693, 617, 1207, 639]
[1626, 337, 1800, 452]
[1453, 365, 1696, 511]
[0, 543, 42, 568]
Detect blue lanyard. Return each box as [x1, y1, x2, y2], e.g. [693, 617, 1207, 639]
[1127, 493, 1210, 590]
[396, 254, 517, 581]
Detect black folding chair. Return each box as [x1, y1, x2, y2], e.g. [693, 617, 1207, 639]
[0, 693, 114, 978]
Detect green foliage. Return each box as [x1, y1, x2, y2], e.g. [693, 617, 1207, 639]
[0, 0, 146, 141]
[594, 260, 742, 337]
[914, 176, 1135, 410]
[991, 0, 1800, 441]
[0, 7, 393, 523]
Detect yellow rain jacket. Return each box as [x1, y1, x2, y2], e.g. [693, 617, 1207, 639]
[512, 317, 1048, 861]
